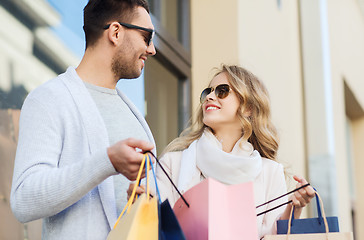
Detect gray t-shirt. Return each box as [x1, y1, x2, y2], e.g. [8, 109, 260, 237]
[84, 82, 149, 216]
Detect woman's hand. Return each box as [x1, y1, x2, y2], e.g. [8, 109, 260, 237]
[127, 183, 145, 203]
[281, 175, 316, 220]
[290, 175, 315, 209]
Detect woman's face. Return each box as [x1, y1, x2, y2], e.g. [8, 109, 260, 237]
[202, 72, 242, 132]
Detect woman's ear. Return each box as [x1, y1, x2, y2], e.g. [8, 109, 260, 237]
[107, 22, 123, 46]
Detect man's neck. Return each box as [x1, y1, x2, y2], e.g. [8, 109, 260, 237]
[76, 48, 117, 89]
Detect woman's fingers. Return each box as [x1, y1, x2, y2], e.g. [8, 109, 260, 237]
[291, 175, 315, 208]
[290, 195, 301, 207]
[126, 183, 135, 200]
[293, 191, 308, 207]
[138, 185, 146, 193]
[127, 183, 145, 201]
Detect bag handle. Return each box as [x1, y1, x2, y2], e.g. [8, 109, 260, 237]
[290, 189, 324, 224]
[133, 154, 150, 203]
[147, 153, 162, 203]
[113, 154, 147, 229]
[315, 191, 325, 224]
[145, 151, 190, 208]
[146, 152, 150, 200]
[286, 191, 329, 240]
[256, 183, 310, 216]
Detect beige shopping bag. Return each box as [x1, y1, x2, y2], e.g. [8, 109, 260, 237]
[107, 194, 158, 240]
[264, 192, 353, 240]
[264, 232, 353, 240]
[107, 154, 158, 240]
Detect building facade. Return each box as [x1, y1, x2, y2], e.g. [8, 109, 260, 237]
[1, 0, 363, 239]
[190, 0, 363, 238]
[0, 0, 79, 239]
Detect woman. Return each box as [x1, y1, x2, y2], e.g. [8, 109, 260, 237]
[131, 64, 315, 238]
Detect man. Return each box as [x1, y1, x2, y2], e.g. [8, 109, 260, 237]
[10, 0, 156, 239]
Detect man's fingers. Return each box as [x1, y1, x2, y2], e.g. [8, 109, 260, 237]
[124, 138, 154, 151]
[109, 138, 155, 181]
[124, 164, 143, 181]
[124, 159, 155, 180]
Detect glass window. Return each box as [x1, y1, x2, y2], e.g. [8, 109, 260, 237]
[148, 0, 190, 49]
[159, 0, 178, 40]
[144, 57, 179, 154]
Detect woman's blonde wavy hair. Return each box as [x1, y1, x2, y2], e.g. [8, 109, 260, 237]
[161, 64, 279, 160]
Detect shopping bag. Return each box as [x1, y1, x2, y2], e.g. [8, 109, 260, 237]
[277, 193, 339, 234]
[264, 191, 353, 240]
[264, 232, 353, 240]
[158, 199, 186, 240]
[107, 154, 158, 240]
[107, 194, 158, 240]
[146, 153, 186, 240]
[172, 178, 258, 240]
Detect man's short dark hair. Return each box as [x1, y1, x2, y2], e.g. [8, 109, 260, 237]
[83, 0, 150, 49]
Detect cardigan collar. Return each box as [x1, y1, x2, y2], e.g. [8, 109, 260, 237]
[61, 67, 156, 155]
[60, 67, 156, 229]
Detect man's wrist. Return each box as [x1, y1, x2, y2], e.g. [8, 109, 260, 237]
[107, 147, 118, 172]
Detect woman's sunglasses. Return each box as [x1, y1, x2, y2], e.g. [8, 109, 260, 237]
[200, 84, 232, 103]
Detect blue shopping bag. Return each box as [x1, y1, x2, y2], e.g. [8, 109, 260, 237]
[146, 153, 186, 240]
[159, 199, 186, 240]
[276, 192, 339, 234]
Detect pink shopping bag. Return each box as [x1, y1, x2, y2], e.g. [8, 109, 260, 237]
[173, 178, 258, 240]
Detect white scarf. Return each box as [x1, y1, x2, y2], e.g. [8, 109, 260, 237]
[177, 130, 262, 192]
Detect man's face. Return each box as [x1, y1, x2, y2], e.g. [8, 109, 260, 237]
[112, 6, 156, 80]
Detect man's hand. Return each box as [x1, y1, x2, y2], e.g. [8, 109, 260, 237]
[107, 138, 154, 180]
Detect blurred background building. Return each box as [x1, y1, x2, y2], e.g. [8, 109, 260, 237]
[0, 0, 79, 239]
[0, 0, 363, 239]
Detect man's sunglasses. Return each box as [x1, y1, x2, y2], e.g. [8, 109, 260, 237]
[103, 22, 155, 46]
[200, 84, 232, 103]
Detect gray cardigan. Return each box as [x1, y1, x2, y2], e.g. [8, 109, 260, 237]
[10, 67, 155, 239]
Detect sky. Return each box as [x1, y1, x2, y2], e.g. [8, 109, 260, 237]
[46, 0, 145, 115]
[47, 0, 87, 57]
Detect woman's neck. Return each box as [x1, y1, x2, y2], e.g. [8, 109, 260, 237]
[212, 128, 242, 153]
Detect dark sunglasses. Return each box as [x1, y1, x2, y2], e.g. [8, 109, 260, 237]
[103, 22, 155, 46]
[200, 84, 232, 103]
